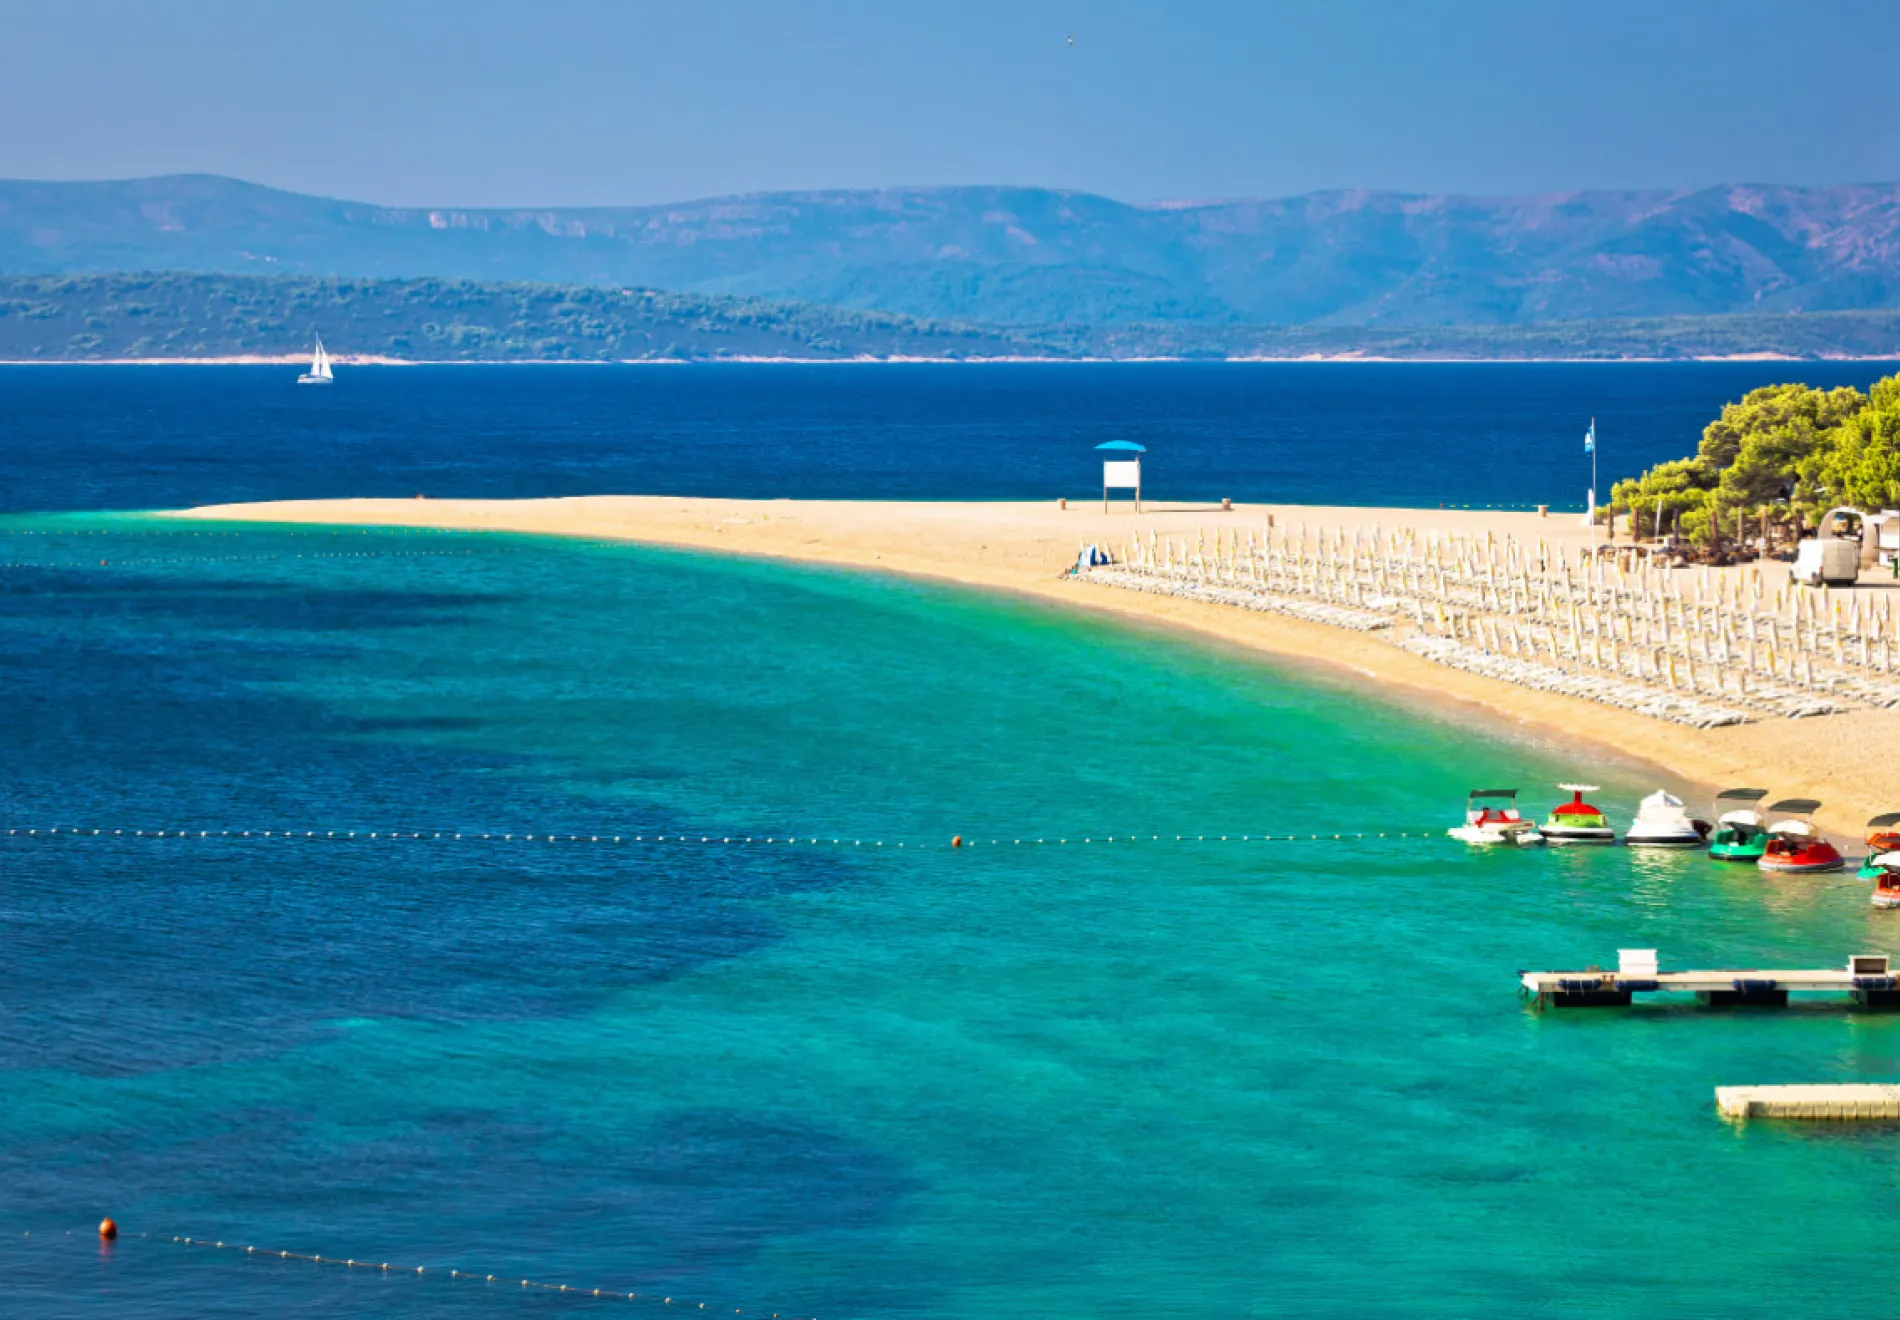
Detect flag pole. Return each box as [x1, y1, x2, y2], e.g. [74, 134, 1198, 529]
[1580, 415, 1596, 558]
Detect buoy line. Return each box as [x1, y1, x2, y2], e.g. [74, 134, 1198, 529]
[162, 1232, 807, 1315]
[1, 825, 1442, 850]
[10, 1226, 812, 1317]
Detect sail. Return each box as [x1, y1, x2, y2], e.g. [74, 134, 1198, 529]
[312, 337, 332, 379]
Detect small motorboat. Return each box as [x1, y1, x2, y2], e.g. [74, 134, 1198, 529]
[1707, 787, 1771, 863]
[1858, 813, 1900, 882]
[1870, 853, 1900, 908]
[1624, 790, 1710, 848]
[1541, 783, 1616, 844]
[1758, 799, 1846, 875]
[1448, 788, 1545, 846]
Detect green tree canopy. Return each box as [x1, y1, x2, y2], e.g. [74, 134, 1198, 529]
[1609, 375, 1897, 543]
[1694, 383, 1866, 469]
[1798, 374, 1900, 514]
[1610, 456, 1716, 538]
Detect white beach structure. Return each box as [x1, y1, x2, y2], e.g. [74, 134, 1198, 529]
[1097, 440, 1144, 513]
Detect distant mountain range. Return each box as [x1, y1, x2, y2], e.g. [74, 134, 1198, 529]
[6, 273, 1900, 362]
[4, 175, 1899, 327]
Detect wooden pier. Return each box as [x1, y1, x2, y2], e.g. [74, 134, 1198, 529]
[1521, 952, 1899, 1007]
[1717, 1084, 1900, 1120]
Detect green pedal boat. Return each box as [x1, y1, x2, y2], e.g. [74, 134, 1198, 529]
[1707, 787, 1770, 863]
[1859, 813, 1900, 882]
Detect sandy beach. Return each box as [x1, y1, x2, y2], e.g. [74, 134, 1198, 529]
[170, 495, 1900, 835]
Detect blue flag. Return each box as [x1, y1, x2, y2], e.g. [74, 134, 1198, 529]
[1584, 421, 1595, 454]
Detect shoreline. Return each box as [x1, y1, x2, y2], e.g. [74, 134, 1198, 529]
[164, 496, 1900, 837]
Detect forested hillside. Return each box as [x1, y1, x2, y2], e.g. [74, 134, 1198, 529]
[4, 273, 1900, 362]
[0, 273, 1037, 361]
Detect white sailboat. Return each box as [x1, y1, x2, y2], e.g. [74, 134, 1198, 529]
[298, 335, 334, 385]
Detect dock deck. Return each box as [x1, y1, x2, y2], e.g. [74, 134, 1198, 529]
[1717, 1085, 1900, 1120]
[1521, 954, 1898, 1007]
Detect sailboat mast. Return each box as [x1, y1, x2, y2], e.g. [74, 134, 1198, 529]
[298, 333, 334, 382]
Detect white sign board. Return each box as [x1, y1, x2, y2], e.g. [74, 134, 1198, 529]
[1102, 460, 1142, 489]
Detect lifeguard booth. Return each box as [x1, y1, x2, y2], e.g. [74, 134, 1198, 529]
[1097, 440, 1145, 513]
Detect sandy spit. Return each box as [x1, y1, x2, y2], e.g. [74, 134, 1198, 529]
[167, 496, 1900, 834]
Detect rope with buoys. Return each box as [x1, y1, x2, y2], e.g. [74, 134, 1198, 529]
[1, 824, 1444, 850]
[15, 1224, 813, 1317]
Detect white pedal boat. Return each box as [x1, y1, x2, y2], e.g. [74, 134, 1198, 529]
[1624, 790, 1710, 848]
[1449, 788, 1546, 847]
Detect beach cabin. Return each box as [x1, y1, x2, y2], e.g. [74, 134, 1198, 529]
[1097, 440, 1145, 513]
[1866, 510, 1900, 571]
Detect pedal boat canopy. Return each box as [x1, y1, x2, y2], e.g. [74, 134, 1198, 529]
[1866, 813, 1900, 848]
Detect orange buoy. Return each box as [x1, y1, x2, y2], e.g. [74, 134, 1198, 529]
[99, 1217, 118, 1241]
[951, 835, 962, 848]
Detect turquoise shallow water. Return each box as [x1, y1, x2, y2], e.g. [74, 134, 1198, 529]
[3, 516, 1899, 1318]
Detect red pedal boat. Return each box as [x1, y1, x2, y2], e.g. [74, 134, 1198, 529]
[1871, 853, 1900, 909]
[1758, 798, 1846, 875]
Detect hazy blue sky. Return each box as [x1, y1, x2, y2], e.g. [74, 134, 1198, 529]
[2, 0, 1895, 206]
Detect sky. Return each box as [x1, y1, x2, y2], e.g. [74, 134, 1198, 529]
[2, 0, 1896, 208]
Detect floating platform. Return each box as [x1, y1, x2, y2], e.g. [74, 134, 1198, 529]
[1521, 952, 1898, 1008]
[1717, 1085, 1900, 1120]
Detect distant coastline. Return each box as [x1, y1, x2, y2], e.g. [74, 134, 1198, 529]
[10, 352, 1900, 367]
[6, 274, 1900, 364]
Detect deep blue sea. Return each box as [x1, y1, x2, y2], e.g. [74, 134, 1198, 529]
[2, 361, 1897, 513]
[5, 363, 1900, 1319]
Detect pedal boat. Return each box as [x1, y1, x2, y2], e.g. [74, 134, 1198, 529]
[1858, 813, 1900, 882]
[1541, 783, 1616, 844]
[1758, 799, 1846, 875]
[1448, 788, 1545, 847]
[1624, 790, 1710, 848]
[1707, 787, 1771, 863]
[1870, 853, 1900, 908]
